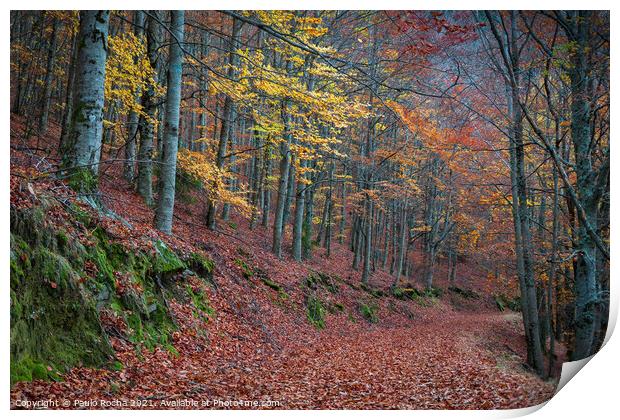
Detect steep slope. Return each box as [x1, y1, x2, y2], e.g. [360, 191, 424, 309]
[9, 122, 557, 409]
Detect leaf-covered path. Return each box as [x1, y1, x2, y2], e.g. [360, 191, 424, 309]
[199, 312, 556, 409]
[11, 308, 556, 409]
[263, 313, 555, 409]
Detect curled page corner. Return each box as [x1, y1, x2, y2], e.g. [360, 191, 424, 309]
[555, 356, 594, 395]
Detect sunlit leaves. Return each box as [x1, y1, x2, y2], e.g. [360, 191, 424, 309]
[104, 32, 162, 137]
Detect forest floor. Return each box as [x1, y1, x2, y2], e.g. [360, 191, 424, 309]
[9, 118, 558, 409]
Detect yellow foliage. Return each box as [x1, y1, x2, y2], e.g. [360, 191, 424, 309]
[104, 32, 162, 139]
[177, 149, 254, 217]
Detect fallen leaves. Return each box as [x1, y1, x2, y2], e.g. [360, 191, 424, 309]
[9, 128, 557, 410]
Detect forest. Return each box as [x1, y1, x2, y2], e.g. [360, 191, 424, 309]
[9, 10, 609, 410]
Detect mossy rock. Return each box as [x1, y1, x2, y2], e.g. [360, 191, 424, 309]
[306, 271, 339, 293]
[10, 233, 113, 385]
[152, 239, 187, 276]
[358, 301, 379, 323]
[10, 203, 193, 385]
[10, 357, 59, 383]
[186, 252, 214, 279]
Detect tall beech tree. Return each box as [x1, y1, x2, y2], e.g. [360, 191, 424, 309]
[63, 11, 110, 193]
[154, 10, 185, 234]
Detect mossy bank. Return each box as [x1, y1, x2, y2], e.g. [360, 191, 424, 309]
[10, 200, 214, 385]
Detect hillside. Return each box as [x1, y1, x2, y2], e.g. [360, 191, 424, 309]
[10, 117, 556, 409]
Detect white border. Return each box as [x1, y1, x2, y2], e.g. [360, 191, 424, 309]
[3, 2, 617, 419]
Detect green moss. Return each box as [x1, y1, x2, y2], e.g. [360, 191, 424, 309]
[67, 168, 98, 194]
[261, 277, 283, 292]
[152, 240, 186, 275]
[11, 212, 113, 386]
[234, 258, 254, 279]
[361, 283, 384, 298]
[31, 363, 49, 380]
[359, 301, 379, 323]
[391, 287, 405, 299]
[392, 287, 422, 300]
[306, 295, 326, 330]
[186, 252, 214, 281]
[110, 360, 125, 372]
[306, 271, 339, 293]
[56, 230, 68, 251]
[10, 358, 55, 383]
[185, 285, 215, 320]
[68, 202, 92, 226]
[10, 203, 196, 386]
[126, 311, 177, 354]
[424, 287, 443, 298]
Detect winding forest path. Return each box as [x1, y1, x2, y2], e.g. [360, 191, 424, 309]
[11, 310, 556, 409]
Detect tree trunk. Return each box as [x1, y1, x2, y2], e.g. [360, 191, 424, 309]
[124, 11, 145, 183]
[59, 31, 78, 150]
[38, 18, 59, 133]
[207, 17, 242, 229]
[136, 11, 162, 206]
[292, 159, 306, 261]
[569, 11, 599, 360]
[154, 10, 184, 234]
[394, 201, 408, 286]
[63, 11, 110, 193]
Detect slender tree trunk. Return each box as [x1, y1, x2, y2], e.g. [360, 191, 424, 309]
[272, 126, 292, 257]
[124, 11, 145, 183]
[137, 11, 162, 206]
[59, 32, 78, 150]
[262, 149, 272, 227]
[38, 18, 59, 133]
[293, 159, 306, 261]
[394, 200, 408, 286]
[207, 17, 242, 229]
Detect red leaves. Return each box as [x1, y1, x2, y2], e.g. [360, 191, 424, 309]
[10, 125, 555, 410]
